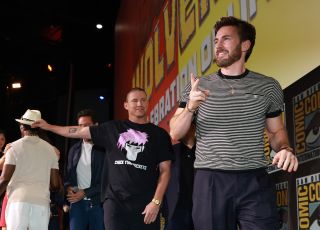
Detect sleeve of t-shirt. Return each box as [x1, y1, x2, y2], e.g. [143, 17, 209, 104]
[89, 122, 110, 149]
[156, 128, 174, 163]
[51, 148, 59, 170]
[4, 148, 16, 165]
[266, 79, 284, 118]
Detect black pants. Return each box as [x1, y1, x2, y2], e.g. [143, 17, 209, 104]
[103, 198, 160, 230]
[165, 208, 194, 230]
[192, 168, 279, 230]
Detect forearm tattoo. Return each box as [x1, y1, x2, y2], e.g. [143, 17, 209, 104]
[69, 128, 78, 133]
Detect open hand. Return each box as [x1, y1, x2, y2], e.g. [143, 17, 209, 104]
[272, 149, 298, 172]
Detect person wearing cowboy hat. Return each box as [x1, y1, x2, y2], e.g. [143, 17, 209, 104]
[0, 109, 61, 230]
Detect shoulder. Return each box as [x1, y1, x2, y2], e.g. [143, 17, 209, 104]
[149, 123, 168, 134]
[199, 72, 219, 82]
[51, 146, 60, 160]
[9, 138, 24, 150]
[247, 71, 283, 93]
[90, 120, 115, 132]
[247, 70, 280, 85]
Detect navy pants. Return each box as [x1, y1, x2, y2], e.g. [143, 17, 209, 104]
[69, 199, 104, 230]
[192, 168, 279, 230]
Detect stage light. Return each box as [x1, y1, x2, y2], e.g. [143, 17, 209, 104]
[48, 64, 53, 72]
[96, 24, 103, 29]
[99, 96, 105, 100]
[12, 82, 21, 89]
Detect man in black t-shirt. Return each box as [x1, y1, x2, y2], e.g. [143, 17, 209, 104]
[33, 88, 173, 230]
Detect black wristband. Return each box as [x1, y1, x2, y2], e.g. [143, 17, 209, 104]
[186, 102, 197, 114]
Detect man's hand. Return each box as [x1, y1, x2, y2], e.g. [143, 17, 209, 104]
[187, 73, 209, 111]
[142, 201, 160, 224]
[272, 149, 298, 172]
[66, 187, 85, 203]
[63, 204, 70, 213]
[31, 119, 49, 130]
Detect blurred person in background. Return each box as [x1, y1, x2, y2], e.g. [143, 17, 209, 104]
[64, 109, 104, 230]
[163, 125, 195, 230]
[0, 130, 7, 230]
[0, 109, 60, 230]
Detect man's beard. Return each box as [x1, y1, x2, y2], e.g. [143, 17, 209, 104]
[215, 44, 242, 67]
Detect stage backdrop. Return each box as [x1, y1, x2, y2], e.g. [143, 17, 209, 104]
[114, 1, 320, 229]
[114, 0, 320, 128]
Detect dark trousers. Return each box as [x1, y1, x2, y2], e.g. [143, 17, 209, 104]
[165, 208, 194, 230]
[103, 198, 160, 230]
[69, 199, 104, 230]
[192, 168, 279, 230]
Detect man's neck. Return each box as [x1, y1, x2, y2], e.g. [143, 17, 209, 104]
[128, 116, 148, 124]
[220, 61, 246, 76]
[24, 133, 38, 137]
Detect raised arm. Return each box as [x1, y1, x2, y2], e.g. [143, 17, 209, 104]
[32, 119, 91, 140]
[266, 115, 298, 172]
[169, 107, 194, 141]
[169, 73, 208, 141]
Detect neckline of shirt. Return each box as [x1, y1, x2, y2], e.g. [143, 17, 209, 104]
[126, 119, 150, 127]
[217, 69, 249, 80]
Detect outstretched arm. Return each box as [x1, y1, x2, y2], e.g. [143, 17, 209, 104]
[266, 115, 298, 172]
[32, 119, 91, 140]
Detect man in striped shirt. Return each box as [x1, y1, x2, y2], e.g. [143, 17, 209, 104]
[170, 16, 298, 230]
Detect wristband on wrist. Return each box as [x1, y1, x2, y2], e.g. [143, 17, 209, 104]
[186, 102, 197, 114]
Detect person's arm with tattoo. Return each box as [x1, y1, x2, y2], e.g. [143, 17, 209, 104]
[32, 119, 91, 140]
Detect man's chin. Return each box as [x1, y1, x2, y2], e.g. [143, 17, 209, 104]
[135, 112, 146, 118]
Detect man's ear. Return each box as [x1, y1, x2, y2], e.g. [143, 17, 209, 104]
[241, 40, 251, 52]
[124, 102, 128, 110]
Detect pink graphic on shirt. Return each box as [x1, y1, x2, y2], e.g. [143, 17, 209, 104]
[117, 129, 148, 161]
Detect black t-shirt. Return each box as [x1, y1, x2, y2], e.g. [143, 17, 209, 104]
[90, 120, 173, 202]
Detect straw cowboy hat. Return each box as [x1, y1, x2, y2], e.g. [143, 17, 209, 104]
[15, 109, 41, 126]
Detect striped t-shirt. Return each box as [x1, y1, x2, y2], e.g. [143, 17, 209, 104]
[179, 69, 283, 170]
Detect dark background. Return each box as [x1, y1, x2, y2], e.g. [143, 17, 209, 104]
[0, 0, 121, 145]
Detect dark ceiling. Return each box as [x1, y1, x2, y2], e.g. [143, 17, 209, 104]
[0, 0, 121, 141]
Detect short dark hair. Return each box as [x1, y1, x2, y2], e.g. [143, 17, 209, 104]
[126, 87, 147, 101]
[214, 16, 256, 62]
[76, 109, 97, 123]
[21, 124, 40, 134]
